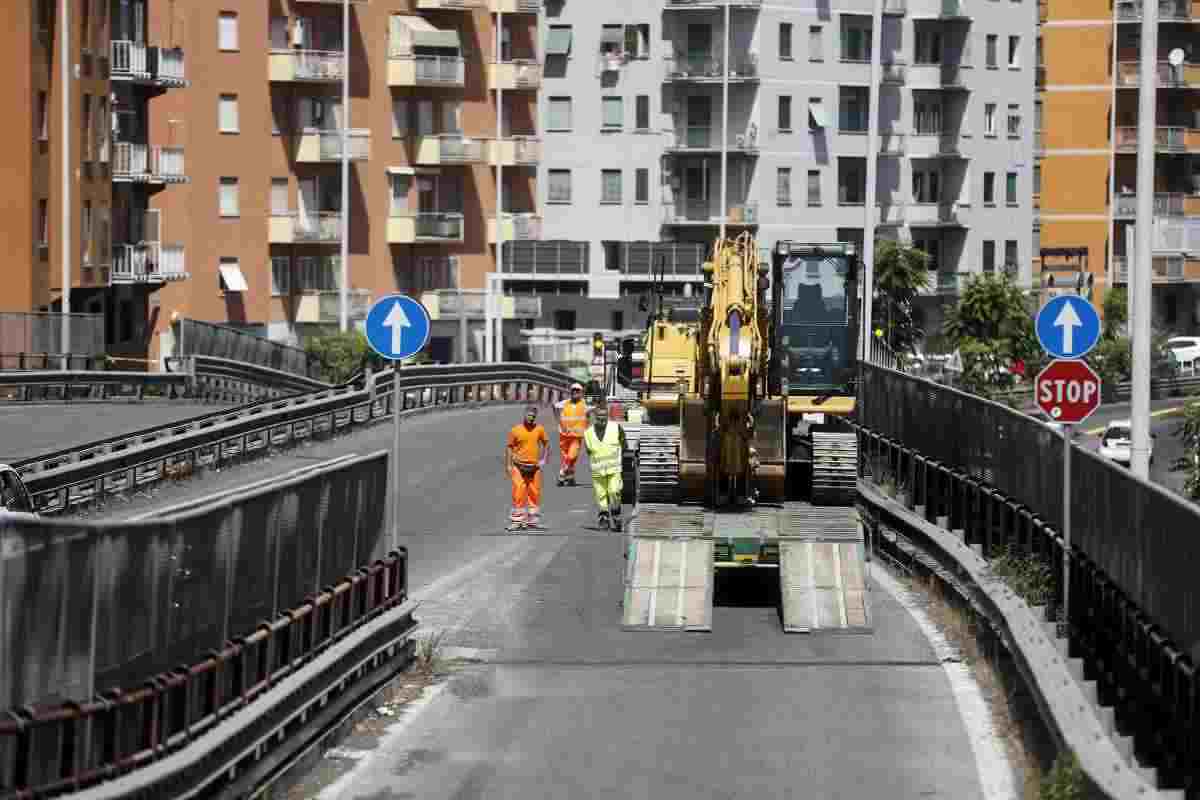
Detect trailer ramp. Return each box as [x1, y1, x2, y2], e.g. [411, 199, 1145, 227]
[622, 506, 714, 631]
[779, 505, 872, 634]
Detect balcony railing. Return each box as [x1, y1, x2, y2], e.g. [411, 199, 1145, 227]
[661, 203, 759, 224]
[664, 127, 760, 152]
[879, 132, 906, 155]
[1112, 255, 1187, 283]
[111, 243, 187, 284]
[883, 0, 907, 14]
[110, 41, 186, 84]
[296, 212, 343, 242]
[1114, 125, 1189, 152]
[415, 212, 465, 241]
[1116, 60, 1197, 87]
[1116, 0, 1191, 20]
[110, 40, 148, 78]
[877, 204, 906, 225]
[318, 290, 372, 323]
[423, 290, 542, 321]
[488, 59, 542, 90]
[881, 62, 907, 83]
[940, 64, 967, 87]
[491, 212, 543, 242]
[415, 55, 465, 84]
[269, 49, 345, 82]
[112, 143, 187, 182]
[436, 135, 487, 163]
[1114, 192, 1186, 217]
[318, 129, 372, 160]
[940, 0, 971, 17]
[665, 0, 763, 6]
[906, 202, 971, 226]
[664, 54, 759, 80]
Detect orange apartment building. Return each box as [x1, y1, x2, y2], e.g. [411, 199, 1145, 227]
[147, 0, 540, 362]
[2, 0, 188, 356]
[1039, 0, 1200, 332]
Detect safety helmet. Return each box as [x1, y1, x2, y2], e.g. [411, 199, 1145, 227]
[571, 383, 584, 391]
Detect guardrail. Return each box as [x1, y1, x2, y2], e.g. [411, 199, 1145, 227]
[0, 353, 107, 371]
[15, 362, 573, 515]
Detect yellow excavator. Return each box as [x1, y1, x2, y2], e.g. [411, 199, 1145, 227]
[622, 233, 869, 634]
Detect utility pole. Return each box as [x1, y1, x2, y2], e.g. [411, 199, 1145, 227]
[1130, 0, 1158, 478]
[718, 2, 729, 241]
[338, 0, 350, 333]
[493, 10, 504, 364]
[860, 0, 884, 361]
[60, 0, 72, 365]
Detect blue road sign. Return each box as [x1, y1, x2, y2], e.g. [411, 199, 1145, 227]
[1035, 295, 1101, 359]
[364, 294, 431, 361]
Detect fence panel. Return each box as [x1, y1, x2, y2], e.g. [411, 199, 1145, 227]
[0, 313, 105, 369]
[176, 319, 320, 379]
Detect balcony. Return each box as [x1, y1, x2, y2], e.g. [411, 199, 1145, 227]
[661, 202, 759, 225]
[111, 143, 188, 184]
[421, 290, 542, 321]
[489, 213, 543, 243]
[296, 129, 372, 162]
[490, 136, 541, 166]
[1116, 0, 1191, 21]
[1112, 255, 1200, 283]
[879, 132, 906, 155]
[934, 272, 967, 293]
[1113, 192, 1191, 218]
[939, 64, 968, 88]
[414, 135, 488, 165]
[663, 54, 760, 82]
[111, 243, 187, 285]
[906, 131, 968, 158]
[883, 0, 908, 14]
[109, 41, 187, 86]
[388, 54, 465, 87]
[269, 212, 342, 244]
[663, 126, 760, 154]
[939, 0, 972, 19]
[417, 0, 484, 8]
[1116, 61, 1200, 88]
[317, 290, 372, 323]
[387, 212, 465, 244]
[906, 202, 970, 227]
[881, 62, 907, 84]
[877, 204, 906, 225]
[269, 50, 344, 83]
[486, 60, 542, 91]
[488, 0, 541, 13]
[1114, 126, 1200, 153]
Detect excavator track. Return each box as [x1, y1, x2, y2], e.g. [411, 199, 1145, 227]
[634, 426, 682, 504]
[811, 432, 859, 506]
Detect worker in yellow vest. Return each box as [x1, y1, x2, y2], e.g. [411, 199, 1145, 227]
[552, 383, 590, 486]
[583, 403, 626, 531]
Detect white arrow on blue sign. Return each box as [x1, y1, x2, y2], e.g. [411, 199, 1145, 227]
[1035, 295, 1101, 360]
[364, 294, 431, 361]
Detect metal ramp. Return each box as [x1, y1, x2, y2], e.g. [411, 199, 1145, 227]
[623, 506, 714, 631]
[780, 538, 871, 633]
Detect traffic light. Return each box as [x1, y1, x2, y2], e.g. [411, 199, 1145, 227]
[593, 332, 605, 359]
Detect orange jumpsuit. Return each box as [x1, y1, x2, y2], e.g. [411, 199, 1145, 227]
[507, 422, 549, 526]
[555, 399, 589, 481]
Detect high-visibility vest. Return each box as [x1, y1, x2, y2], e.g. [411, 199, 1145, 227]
[584, 423, 622, 476]
[558, 399, 588, 437]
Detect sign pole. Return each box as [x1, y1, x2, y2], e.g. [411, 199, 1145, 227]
[391, 359, 403, 554]
[1061, 423, 1071, 630]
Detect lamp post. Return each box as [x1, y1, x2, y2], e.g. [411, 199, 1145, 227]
[60, 0, 72, 366]
[338, 0, 350, 333]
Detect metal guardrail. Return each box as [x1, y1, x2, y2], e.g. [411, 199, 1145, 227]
[0, 353, 108, 371]
[15, 363, 573, 515]
[0, 369, 189, 402]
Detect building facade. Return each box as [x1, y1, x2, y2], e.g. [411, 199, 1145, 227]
[1, 0, 188, 358]
[520, 0, 1035, 338]
[1038, 0, 1200, 332]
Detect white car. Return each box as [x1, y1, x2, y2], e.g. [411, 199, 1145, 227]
[0, 464, 37, 516]
[1098, 420, 1155, 467]
[1166, 337, 1200, 376]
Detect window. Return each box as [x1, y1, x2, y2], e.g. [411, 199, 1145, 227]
[81, 95, 92, 160]
[983, 172, 996, 204]
[602, 96, 623, 129]
[271, 256, 291, 296]
[984, 103, 996, 136]
[623, 24, 650, 59]
[389, 173, 411, 215]
[912, 168, 940, 203]
[839, 87, 868, 132]
[809, 97, 827, 130]
[777, 167, 792, 205]
[96, 97, 108, 161]
[219, 94, 239, 133]
[218, 12, 238, 51]
[778, 95, 792, 131]
[807, 170, 821, 205]
[442, 101, 462, 135]
[635, 168, 649, 204]
[82, 202, 92, 264]
[548, 96, 572, 131]
[219, 177, 239, 217]
[38, 199, 48, 246]
[635, 95, 650, 131]
[1033, 164, 1042, 195]
[271, 178, 289, 214]
[600, 25, 623, 55]
[914, 238, 940, 271]
[546, 25, 573, 57]
[391, 98, 408, 138]
[838, 157, 865, 204]
[1007, 104, 1021, 137]
[840, 16, 872, 61]
[1008, 35, 1019, 67]
[914, 99, 942, 134]
[271, 94, 288, 135]
[548, 169, 572, 203]
[809, 25, 823, 61]
[1006, 172, 1017, 204]
[986, 34, 997, 67]
[612, 310, 625, 330]
[780, 23, 793, 59]
[915, 29, 941, 64]
[37, 92, 47, 140]
[554, 310, 576, 331]
[983, 241, 996, 272]
[295, 256, 339, 292]
[1004, 240, 1018, 271]
[601, 169, 622, 203]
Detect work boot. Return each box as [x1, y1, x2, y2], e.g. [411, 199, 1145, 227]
[507, 521, 524, 532]
[598, 511, 610, 530]
[610, 508, 623, 532]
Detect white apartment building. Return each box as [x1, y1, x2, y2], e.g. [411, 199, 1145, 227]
[503, 0, 1035, 334]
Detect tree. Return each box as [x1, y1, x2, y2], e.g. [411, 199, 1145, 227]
[871, 240, 932, 362]
[1102, 287, 1128, 338]
[304, 329, 372, 384]
[942, 271, 1042, 398]
[1170, 401, 1200, 501]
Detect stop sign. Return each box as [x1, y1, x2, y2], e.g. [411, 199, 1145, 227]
[1035, 359, 1102, 424]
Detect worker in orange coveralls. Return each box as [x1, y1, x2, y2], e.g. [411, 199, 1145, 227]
[505, 405, 549, 531]
[551, 383, 590, 486]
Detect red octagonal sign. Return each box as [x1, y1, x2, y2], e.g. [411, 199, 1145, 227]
[1035, 359, 1102, 424]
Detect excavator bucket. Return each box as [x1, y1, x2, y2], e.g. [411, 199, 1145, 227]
[778, 507, 871, 633]
[622, 506, 714, 631]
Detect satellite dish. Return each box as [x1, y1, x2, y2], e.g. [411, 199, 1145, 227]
[1169, 48, 1185, 66]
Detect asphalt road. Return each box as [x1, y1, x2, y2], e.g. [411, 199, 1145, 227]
[0, 402, 229, 463]
[89, 406, 998, 800]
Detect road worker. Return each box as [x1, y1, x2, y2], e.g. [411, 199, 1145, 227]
[583, 403, 626, 531]
[551, 383, 590, 486]
[505, 405, 549, 531]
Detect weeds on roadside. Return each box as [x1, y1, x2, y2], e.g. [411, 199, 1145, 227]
[988, 544, 1055, 607]
[413, 629, 447, 675]
[1039, 751, 1083, 800]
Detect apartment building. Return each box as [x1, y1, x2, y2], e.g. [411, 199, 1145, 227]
[141, 0, 539, 362]
[1038, 0, 1200, 332]
[519, 0, 1035, 336]
[1, 0, 188, 356]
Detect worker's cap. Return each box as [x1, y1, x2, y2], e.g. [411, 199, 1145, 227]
[570, 383, 584, 391]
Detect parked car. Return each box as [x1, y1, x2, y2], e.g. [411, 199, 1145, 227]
[1097, 420, 1155, 467]
[1166, 337, 1200, 377]
[0, 464, 37, 516]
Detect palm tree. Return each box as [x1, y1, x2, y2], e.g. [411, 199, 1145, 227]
[872, 239, 932, 359]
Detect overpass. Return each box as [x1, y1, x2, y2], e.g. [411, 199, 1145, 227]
[0, 358, 1195, 799]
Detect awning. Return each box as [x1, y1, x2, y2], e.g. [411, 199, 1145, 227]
[392, 15, 461, 50]
[545, 27, 573, 56]
[219, 264, 248, 292]
[809, 102, 829, 129]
